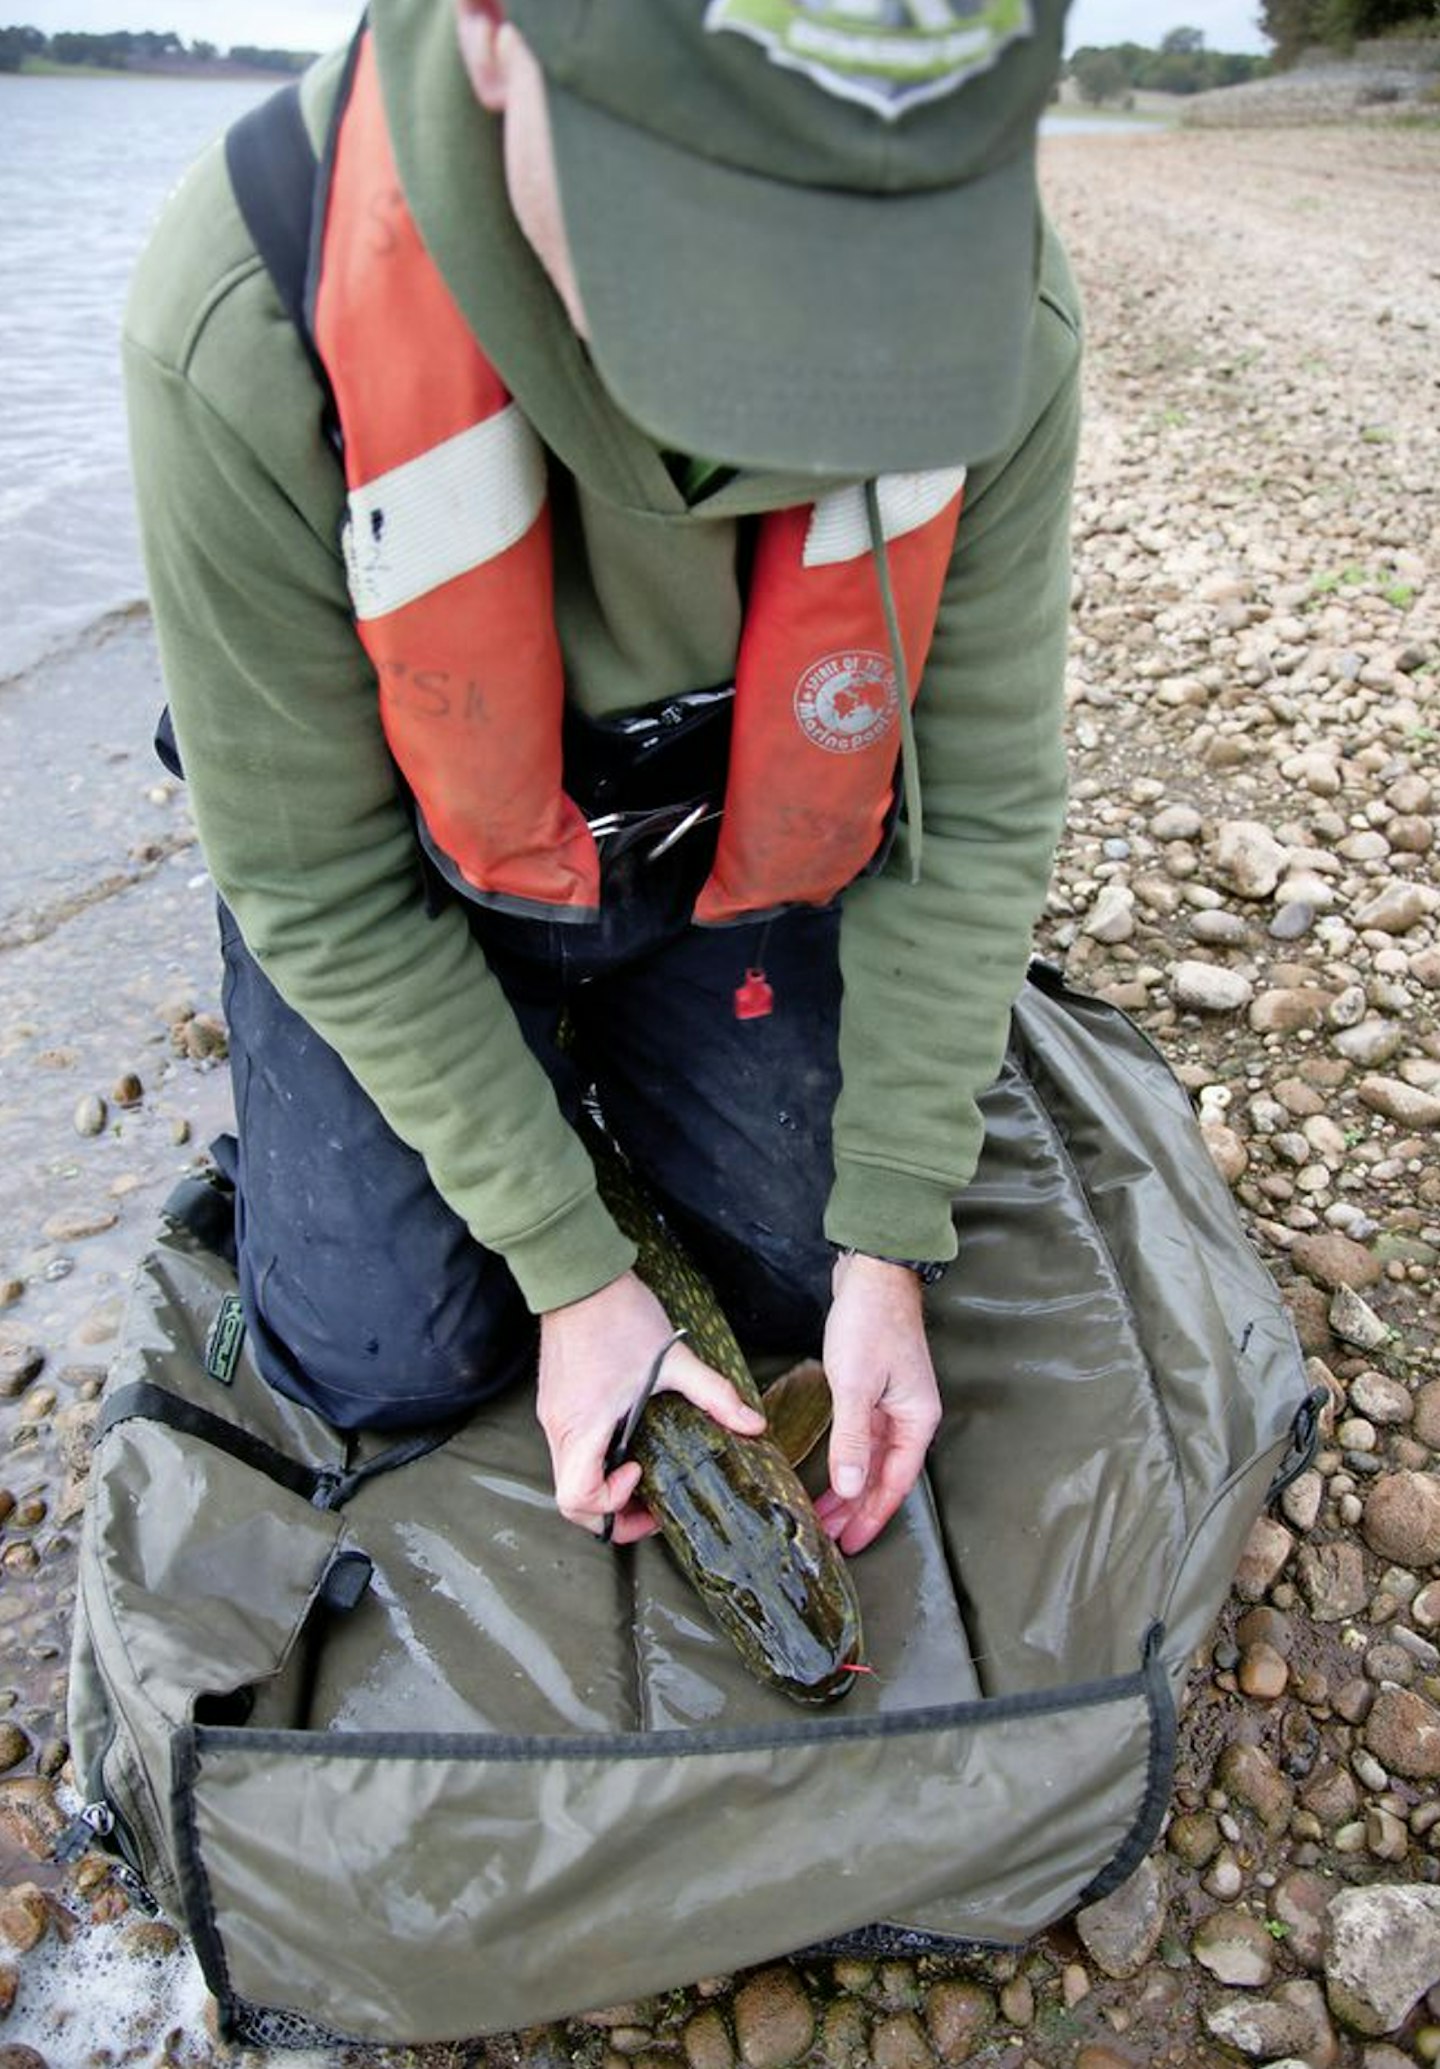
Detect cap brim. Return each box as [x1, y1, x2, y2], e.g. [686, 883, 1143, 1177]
[547, 81, 1040, 477]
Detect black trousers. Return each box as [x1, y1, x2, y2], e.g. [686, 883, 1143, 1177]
[218, 841, 844, 1433]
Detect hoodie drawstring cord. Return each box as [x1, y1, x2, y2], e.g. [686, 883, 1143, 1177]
[864, 478, 923, 886]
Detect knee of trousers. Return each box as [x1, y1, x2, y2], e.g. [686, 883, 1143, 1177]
[237, 1246, 537, 1435]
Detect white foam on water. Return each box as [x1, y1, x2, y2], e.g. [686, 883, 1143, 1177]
[3, 1913, 217, 2064]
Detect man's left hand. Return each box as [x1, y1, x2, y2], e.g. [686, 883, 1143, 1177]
[813, 1250, 942, 1555]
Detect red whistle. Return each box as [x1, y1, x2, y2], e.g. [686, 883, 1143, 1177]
[733, 968, 774, 1020]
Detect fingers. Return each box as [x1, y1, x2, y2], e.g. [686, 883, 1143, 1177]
[659, 1340, 767, 1437]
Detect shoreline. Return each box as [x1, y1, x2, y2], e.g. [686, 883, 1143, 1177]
[0, 121, 1437, 2069]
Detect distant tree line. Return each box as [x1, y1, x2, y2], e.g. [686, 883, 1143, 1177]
[0, 24, 313, 72]
[1068, 27, 1272, 105]
[1260, 0, 1439, 65]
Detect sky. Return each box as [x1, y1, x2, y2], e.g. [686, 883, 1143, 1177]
[19, 1, 1272, 57]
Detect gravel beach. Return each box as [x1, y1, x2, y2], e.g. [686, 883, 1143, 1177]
[1, 120, 1438, 2069]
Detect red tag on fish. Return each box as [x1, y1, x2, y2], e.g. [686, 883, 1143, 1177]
[733, 968, 774, 1020]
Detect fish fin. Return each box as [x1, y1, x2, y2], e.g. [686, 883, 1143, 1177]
[761, 1359, 832, 1469]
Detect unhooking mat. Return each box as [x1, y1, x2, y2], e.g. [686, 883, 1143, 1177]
[66, 963, 1317, 2048]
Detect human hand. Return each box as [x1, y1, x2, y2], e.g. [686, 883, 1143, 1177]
[537, 1269, 766, 1545]
[812, 1251, 942, 1555]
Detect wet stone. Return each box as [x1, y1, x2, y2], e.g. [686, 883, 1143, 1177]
[1251, 988, 1331, 1035]
[1193, 1909, 1277, 1989]
[1239, 1642, 1289, 1700]
[1204, 1995, 1323, 2059]
[1281, 1470, 1324, 1532]
[1167, 1809, 1221, 1867]
[0, 1889, 50, 1956]
[1325, 1884, 1440, 2037]
[38, 1207, 117, 1245]
[0, 1728, 28, 1776]
[1218, 1743, 1295, 1830]
[71, 1094, 106, 1138]
[1358, 1077, 1440, 1130]
[118, 1919, 180, 1959]
[1291, 1232, 1383, 1292]
[1074, 1857, 1167, 1979]
[0, 1347, 43, 1402]
[1350, 1370, 1413, 1424]
[1234, 1515, 1295, 1601]
[733, 1968, 814, 2069]
[1413, 1381, 1440, 1450]
[1364, 1686, 1440, 1781]
[683, 2008, 736, 2069]
[1301, 1764, 1361, 1827]
[816, 2000, 869, 2069]
[1273, 1870, 1332, 1969]
[1329, 1287, 1391, 1353]
[997, 1976, 1033, 2028]
[923, 1981, 993, 2063]
[869, 2012, 932, 2069]
[1364, 1473, 1440, 1568]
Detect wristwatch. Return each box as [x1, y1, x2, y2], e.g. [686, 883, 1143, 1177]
[835, 1247, 949, 1286]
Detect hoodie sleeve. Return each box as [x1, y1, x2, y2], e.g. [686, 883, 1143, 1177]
[123, 140, 636, 1316]
[825, 226, 1081, 1264]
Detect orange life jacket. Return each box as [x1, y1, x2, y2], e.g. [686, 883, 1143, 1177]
[313, 33, 964, 925]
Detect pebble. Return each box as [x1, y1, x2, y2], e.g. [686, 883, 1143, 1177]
[1358, 1077, 1440, 1129]
[1251, 987, 1330, 1034]
[1270, 901, 1315, 940]
[1363, 1473, 1440, 1567]
[1169, 960, 1256, 1013]
[1239, 1642, 1289, 1699]
[1083, 884, 1136, 942]
[733, 1968, 814, 2069]
[1272, 1870, 1332, 1969]
[1353, 885, 1431, 935]
[1325, 1884, 1440, 2036]
[1350, 1370, 1413, 1424]
[38, 1208, 117, 1244]
[1297, 1540, 1369, 1622]
[869, 2013, 930, 2069]
[1219, 1744, 1294, 1830]
[1074, 1858, 1167, 1979]
[1291, 1232, 1382, 1292]
[1212, 820, 1289, 899]
[1192, 1909, 1277, 1988]
[71, 1093, 106, 1137]
[923, 1982, 994, 2063]
[1234, 1515, 1295, 1600]
[1365, 1687, 1440, 1780]
[0, 1346, 43, 1401]
[1329, 1286, 1391, 1352]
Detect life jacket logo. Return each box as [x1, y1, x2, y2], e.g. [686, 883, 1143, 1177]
[795, 651, 898, 754]
[705, 0, 1035, 120]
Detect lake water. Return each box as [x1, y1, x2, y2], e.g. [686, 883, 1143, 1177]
[0, 75, 273, 683]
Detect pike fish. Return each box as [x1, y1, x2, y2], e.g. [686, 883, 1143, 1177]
[588, 1122, 865, 1705]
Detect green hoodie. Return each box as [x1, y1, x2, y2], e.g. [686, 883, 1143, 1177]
[122, 0, 1080, 1318]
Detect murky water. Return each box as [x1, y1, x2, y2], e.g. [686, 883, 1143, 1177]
[0, 76, 272, 684]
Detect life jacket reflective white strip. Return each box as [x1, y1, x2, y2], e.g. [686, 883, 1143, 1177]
[313, 32, 964, 925]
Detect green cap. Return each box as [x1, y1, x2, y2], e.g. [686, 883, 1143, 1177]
[507, 0, 1070, 475]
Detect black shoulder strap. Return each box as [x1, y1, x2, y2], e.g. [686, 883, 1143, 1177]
[224, 83, 323, 371]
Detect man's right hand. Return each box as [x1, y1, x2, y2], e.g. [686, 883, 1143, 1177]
[537, 1270, 766, 1545]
